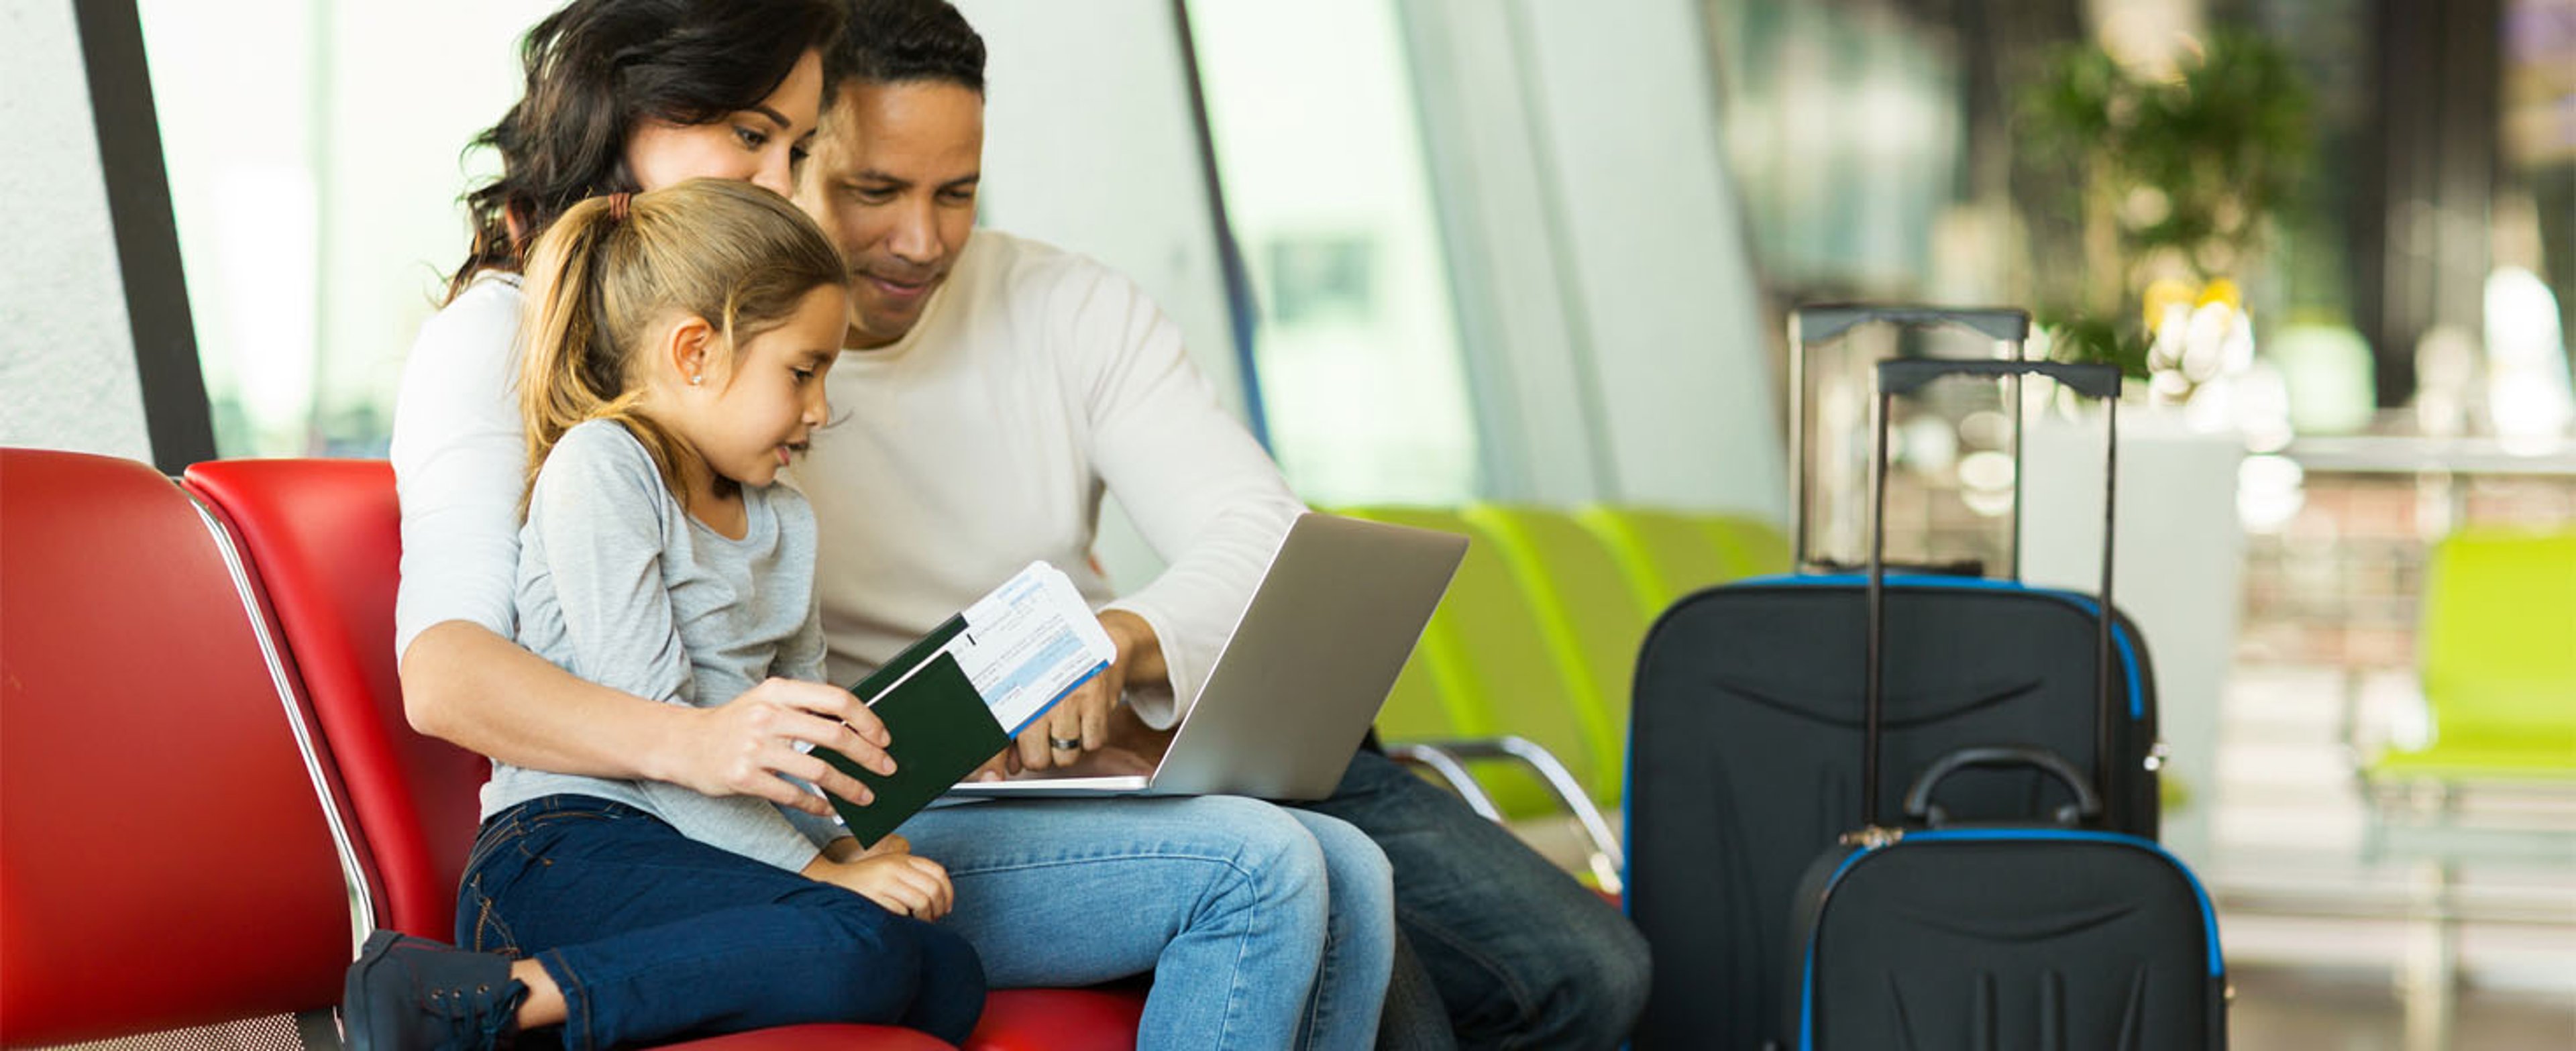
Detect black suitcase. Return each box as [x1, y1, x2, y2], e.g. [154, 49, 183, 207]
[1628, 319, 2165, 1051]
[1782, 359, 2225, 1050]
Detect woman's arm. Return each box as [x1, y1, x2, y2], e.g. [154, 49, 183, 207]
[406, 622, 888, 816]
[403, 622, 693, 781]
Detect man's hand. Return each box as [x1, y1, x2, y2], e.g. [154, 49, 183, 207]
[803, 834, 956, 919]
[648, 677, 895, 818]
[1013, 610, 1165, 772]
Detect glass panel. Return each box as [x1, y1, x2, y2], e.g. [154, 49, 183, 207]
[1185, 0, 1483, 505]
[1705, 1, 1966, 296]
[139, 1, 533, 457]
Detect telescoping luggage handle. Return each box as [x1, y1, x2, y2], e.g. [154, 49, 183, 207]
[1788, 306, 2036, 577]
[1858, 359, 2122, 834]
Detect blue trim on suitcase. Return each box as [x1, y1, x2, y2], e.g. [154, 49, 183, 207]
[1728, 573, 2147, 720]
[1794, 828, 2223, 1049]
[1620, 751, 1634, 919]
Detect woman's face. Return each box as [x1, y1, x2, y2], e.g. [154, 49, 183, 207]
[623, 49, 826, 197]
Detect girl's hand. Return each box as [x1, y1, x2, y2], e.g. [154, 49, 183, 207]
[803, 835, 956, 920]
[654, 677, 895, 818]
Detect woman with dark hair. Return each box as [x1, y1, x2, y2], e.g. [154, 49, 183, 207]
[442, 0, 845, 296]
[360, 3, 996, 1049]
[386, 2, 1369, 1049]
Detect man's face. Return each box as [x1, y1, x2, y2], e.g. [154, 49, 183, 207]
[795, 80, 983, 349]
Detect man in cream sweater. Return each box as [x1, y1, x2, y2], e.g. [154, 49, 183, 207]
[791, 3, 1650, 1048]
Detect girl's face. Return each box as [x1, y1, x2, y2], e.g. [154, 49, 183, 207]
[624, 50, 826, 198]
[669, 285, 849, 490]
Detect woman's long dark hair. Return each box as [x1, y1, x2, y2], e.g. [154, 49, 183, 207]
[448, 0, 843, 300]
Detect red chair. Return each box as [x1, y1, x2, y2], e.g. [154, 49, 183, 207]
[182, 458, 476, 942]
[1, 449, 353, 1046]
[183, 458, 1144, 1051]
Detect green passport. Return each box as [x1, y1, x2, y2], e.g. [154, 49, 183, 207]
[810, 647, 1010, 847]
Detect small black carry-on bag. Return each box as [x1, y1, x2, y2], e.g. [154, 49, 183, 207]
[1782, 359, 2225, 1050]
[1627, 309, 2167, 1050]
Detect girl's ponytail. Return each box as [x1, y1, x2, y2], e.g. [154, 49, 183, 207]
[514, 179, 847, 516]
[516, 193, 672, 514]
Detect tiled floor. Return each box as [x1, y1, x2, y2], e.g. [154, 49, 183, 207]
[2210, 665, 2576, 1050]
[2233, 964, 2576, 1051]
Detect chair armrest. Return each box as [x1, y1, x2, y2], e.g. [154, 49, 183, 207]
[1385, 741, 1507, 821]
[1385, 736, 1625, 892]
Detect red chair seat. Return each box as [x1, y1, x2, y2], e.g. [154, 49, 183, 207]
[967, 989, 1151, 1051]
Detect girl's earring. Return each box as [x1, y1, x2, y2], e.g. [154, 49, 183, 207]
[689, 373, 704, 386]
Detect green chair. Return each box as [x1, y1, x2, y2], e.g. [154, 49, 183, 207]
[1578, 506, 1750, 614]
[1699, 514, 1794, 578]
[1338, 506, 1626, 887]
[1461, 502, 1646, 802]
[2369, 529, 2576, 785]
[2343, 529, 2576, 1051]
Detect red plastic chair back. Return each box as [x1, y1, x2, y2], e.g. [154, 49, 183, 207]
[184, 457, 488, 940]
[1, 449, 353, 1044]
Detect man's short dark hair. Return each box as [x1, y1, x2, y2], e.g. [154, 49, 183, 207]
[827, 0, 986, 94]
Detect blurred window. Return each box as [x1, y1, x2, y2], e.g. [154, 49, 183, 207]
[1183, 0, 1484, 505]
[1706, 2, 1968, 298]
[138, 1, 532, 457]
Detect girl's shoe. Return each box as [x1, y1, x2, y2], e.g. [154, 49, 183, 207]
[341, 930, 528, 1051]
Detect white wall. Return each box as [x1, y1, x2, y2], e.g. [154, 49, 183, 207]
[1404, 0, 1787, 518]
[1403, 0, 1609, 504]
[1517, 0, 1785, 518]
[0, 0, 154, 463]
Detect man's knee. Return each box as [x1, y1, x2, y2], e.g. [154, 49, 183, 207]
[1576, 905, 1652, 1033]
[1524, 898, 1652, 1044]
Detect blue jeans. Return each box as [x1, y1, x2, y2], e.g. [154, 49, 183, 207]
[1293, 750, 1652, 1050]
[900, 795, 1395, 1050]
[456, 795, 985, 1048]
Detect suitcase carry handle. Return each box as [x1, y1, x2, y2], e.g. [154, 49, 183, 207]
[1900, 744, 2104, 828]
[1792, 305, 2031, 345]
[1864, 359, 2122, 828]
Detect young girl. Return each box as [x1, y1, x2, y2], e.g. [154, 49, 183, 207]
[343, 179, 983, 1050]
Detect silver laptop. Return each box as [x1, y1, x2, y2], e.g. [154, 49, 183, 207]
[948, 511, 1466, 801]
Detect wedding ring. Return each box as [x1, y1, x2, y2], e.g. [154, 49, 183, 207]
[1049, 735, 1084, 752]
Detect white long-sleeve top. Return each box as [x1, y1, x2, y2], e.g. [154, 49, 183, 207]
[390, 229, 1301, 730]
[391, 270, 527, 654]
[796, 231, 1303, 727]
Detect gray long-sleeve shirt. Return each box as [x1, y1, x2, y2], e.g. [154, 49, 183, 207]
[483, 419, 841, 871]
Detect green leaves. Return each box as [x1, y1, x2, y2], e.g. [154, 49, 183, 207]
[2040, 313, 2153, 380]
[2015, 30, 2313, 382]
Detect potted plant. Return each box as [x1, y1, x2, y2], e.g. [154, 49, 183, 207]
[2018, 29, 2312, 402]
